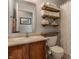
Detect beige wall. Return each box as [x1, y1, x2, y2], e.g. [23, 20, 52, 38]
[60, 1, 71, 56]
[9, 0, 62, 33]
[8, 0, 14, 33]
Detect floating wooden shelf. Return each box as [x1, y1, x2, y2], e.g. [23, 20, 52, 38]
[41, 32, 59, 37]
[41, 3, 60, 28]
[42, 5, 60, 12]
[42, 15, 60, 19]
[42, 24, 59, 27]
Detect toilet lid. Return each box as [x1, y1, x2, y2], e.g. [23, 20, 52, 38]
[50, 46, 64, 53]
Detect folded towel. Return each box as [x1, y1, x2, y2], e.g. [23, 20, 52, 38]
[41, 2, 57, 8]
[41, 10, 60, 17]
[41, 2, 60, 11]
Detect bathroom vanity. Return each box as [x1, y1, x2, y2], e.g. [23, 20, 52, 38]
[8, 36, 47, 59]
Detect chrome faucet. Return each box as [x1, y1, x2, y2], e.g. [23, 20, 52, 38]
[26, 32, 29, 37]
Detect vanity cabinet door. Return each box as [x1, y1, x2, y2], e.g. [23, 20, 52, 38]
[8, 44, 30, 59]
[8, 45, 23, 59]
[17, 45, 23, 59]
[22, 44, 30, 59]
[30, 41, 46, 59]
[8, 46, 18, 59]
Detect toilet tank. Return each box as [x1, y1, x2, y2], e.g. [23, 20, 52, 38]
[47, 36, 57, 47]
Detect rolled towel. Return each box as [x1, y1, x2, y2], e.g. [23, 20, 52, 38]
[51, 21, 58, 25]
[41, 19, 49, 25]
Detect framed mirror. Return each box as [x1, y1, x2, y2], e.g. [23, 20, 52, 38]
[20, 17, 32, 25]
[8, 0, 36, 33]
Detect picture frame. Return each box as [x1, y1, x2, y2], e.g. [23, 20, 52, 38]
[20, 17, 32, 25]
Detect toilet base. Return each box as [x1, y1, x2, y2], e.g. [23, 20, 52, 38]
[53, 57, 61, 59]
[53, 55, 62, 59]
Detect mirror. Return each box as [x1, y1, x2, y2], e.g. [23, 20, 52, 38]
[8, 0, 36, 33]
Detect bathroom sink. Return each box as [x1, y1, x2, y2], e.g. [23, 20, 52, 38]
[29, 36, 44, 39]
[29, 35, 47, 41]
[8, 36, 48, 46]
[8, 36, 47, 42]
[8, 36, 42, 42]
[8, 37, 27, 42]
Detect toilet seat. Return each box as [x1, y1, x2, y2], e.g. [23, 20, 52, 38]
[49, 46, 64, 53]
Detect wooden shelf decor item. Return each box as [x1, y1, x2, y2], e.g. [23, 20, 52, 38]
[42, 24, 59, 27]
[41, 2, 60, 12]
[41, 10, 60, 19]
[41, 2, 60, 28]
[42, 15, 60, 19]
[40, 32, 59, 37]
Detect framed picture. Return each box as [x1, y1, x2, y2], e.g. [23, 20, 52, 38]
[20, 17, 32, 25]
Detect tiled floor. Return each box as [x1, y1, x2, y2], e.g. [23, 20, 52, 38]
[62, 54, 71, 59]
[47, 54, 71, 59]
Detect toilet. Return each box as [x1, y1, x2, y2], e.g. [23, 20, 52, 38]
[47, 36, 64, 59]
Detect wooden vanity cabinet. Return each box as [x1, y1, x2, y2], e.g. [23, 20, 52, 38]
[8, 41, 46, 59]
